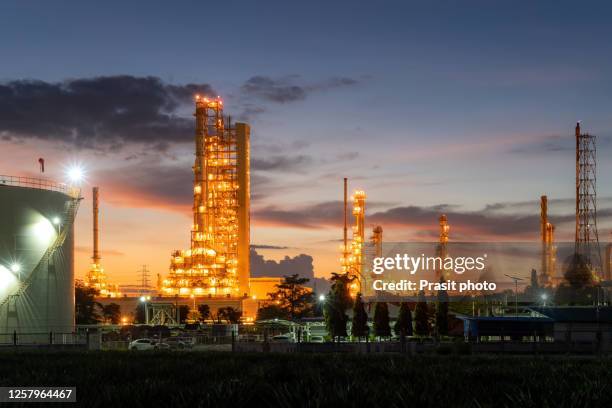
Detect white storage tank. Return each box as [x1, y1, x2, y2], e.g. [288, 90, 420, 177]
[0, 175, 80, 340]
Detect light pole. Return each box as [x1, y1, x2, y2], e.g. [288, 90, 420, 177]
[140, 295, 151, 324]
[541, 293, 548, 307]
[504, 274, 524, 316]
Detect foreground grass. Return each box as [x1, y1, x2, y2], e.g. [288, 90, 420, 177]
[0, 352, 611, 407]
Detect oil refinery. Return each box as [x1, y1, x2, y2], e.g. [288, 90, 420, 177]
[1, 95, 610, 339]
[161, 96, 251, 299]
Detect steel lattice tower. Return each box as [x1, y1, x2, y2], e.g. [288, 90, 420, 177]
[575, 122, 601, 275]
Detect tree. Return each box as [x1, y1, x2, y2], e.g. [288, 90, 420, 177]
[324, 273, 354, 340]
[198, 304, 211, 321]
[394, 302, 413, 337]
[187, 308, 201, 323]
[75, 280, 101, 324]
[217, 307, 242, 324]
[415, 290, 430, 336]
[436, 279, 449, 337]
[101, 303, 121, 324]
[256, 304, 287, 321]
[268, 274, 314, 320]
[134, 302, 146, 324]
[373, 302, 391, 338]
[178, 305, 190, 323]
[351, 293, 369, 339]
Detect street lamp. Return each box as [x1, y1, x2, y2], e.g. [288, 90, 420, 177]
[318, 294, 325, 302]
[541, 293, 548, 307]
[140, 296, 151, 324]
[504, 274, 524, 316]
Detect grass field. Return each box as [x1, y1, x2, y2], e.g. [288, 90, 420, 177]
[0, 352, 611, 407]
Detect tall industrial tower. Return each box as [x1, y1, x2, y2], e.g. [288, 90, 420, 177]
[163, 96, 250, 297]
[539, 195, 555, 286]
[85, 187, 106, 293]
[371, 226, 383, 259]
[85, 187, 121, 297]
[436, 214, 450, 281]
[340, 180, 366, 297]
[574, 122, 601, 275]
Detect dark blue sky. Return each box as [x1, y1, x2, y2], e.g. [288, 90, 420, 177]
[2, 1, 612, 277]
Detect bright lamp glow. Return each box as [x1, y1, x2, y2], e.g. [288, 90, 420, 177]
[541, 293, 548, 300]
[10, 263, 20, 273]
[319, 294, 326, 302]
[52, 217, 61, 225]
[140, 296, 146, 302]
[33, 219, 56, 244]
[67, 165, 84, 183]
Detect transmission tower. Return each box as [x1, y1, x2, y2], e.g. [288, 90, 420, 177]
[138, 265, 151, 293]
[575, 122, 601, 276]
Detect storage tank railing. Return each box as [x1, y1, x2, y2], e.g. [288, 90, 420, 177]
[0, 175, 80, 198]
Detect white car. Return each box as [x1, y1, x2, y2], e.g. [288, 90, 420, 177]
[128, 338, 156, 351]
[154, 342, 170, 350]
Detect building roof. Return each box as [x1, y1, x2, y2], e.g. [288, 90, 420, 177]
[456, 315, 553, 323]
[529, 307, 612, 323]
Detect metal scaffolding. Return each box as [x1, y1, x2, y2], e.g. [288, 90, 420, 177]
[575, 122, 601, 277]
[163, 96, 250, 297]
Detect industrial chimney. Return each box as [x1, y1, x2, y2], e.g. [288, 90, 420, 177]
[93, 186, 100, 265]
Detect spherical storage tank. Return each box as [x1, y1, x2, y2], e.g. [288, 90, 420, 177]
[0, 176, 80, 338]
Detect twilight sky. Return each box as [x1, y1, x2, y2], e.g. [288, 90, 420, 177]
[2, 0, 612, 286]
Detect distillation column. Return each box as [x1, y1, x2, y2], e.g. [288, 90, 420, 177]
[164, 96, 250, 297]
[540, 195, 555, 287]
[436, 214, 450, 281]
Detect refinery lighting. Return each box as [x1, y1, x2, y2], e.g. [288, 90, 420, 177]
[67, 165, 84, 184]
[319, 294, 325, 302]
[10, 263, 21, 274]
[52, 217, 61, 225]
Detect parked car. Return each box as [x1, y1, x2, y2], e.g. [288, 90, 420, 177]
[309, 335, 325, 343]
[128, 338, 156, 351]
[154, 342, 171, 350]
[164, 337, 188, 350]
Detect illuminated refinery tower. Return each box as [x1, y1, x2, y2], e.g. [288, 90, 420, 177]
[85, 187, 121, 297]
[435, 214, 450, 281]
[371, 226, 383, 259]
[163, 96, 250, 297]
[574, 122, 601, 276]
[341, 180, 366, 297]
[539, 195, 555, 287]
[85, 187, 107, 293]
